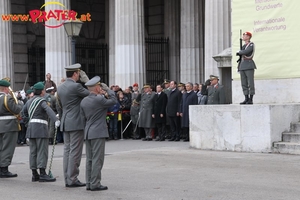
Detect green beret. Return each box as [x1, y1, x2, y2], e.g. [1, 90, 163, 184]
[26, 89, 34, 94]
[33, 82, 45, 90]
[0, 80, 10, 87]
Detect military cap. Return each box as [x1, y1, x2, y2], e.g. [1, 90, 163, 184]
[26, 89, 34, 94]
[243, 31, 252, 38]
[178, 82, 185, 87]
[210, 75, 219, 80]
[33, 82, 45, 90]
[0, 79, 10, 87]
[143, 83, 151, 88]
[133, 83, 138, 87]
[65, 63, 81, 72]
[85, 76, 101, 87]
[164, 79, 170, 84]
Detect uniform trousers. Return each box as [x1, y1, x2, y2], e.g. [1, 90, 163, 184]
[85, 138, 105, 190]
[63, 130, 84, 185]
[144, 128, 152, 139]
[29, 138, 48, 169]
[0, 131, 18, 167]
[240, 69, 255, 95]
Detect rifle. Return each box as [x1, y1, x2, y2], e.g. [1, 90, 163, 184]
[236, 29, 242, 72]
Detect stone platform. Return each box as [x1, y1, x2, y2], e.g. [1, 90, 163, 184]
[190, 104, 300, 153]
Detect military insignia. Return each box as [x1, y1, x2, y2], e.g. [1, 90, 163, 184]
[250, 44, 253, 46]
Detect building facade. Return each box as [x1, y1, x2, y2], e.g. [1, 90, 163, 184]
[0, 0, 231, 102]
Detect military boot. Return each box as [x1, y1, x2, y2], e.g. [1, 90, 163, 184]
[247, 95, 253, 105]
[240, 95, 249, 105]
[0, 166, 18, 178]
[32, 169, 40, 182]
[39, 168, 56, 182]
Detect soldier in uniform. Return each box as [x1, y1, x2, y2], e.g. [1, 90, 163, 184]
[237, 31, 256, 104]
[130, 83, 140, 139]
[80, 76, 117, 191]
[45, 86, 57, 145]
[139, 84, 156, 141]
[0, 79, 23, 178]
[207, 75, 225, 104]
[56, 63, 90, 187]
[22, 82, 60, 182]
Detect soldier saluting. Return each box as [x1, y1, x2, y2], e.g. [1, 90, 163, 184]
[237, 31, 256, 104]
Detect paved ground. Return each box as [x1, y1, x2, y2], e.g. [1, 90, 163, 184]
[1, 139, 300, 200]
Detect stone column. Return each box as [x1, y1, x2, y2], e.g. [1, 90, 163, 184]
[108, 0, 116, 85]
[0, 0, 14, 86]
[204, 0, 231, 78]
[113, 0, 146, 88]
[164, 0, 180, 82]
[45, 0, 71, 86]
[180, 0, 205, 84]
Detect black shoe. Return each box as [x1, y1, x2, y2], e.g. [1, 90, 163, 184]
[246, 99, 253, 104]
[39, 174, 56, 182]
[169, 138, 175, 141]
[0, 171, 18, 178]
[147, 138, 152, 141]
[66, 180, 86, 187]
[91, 185, 108, 191]
[142, 138, 148, 141]
[32, 169, 39, 182]
[0, 167, 17, 178]
[183, 138, 190, 142]
[175, 138, 180, 141]
[160, 139, 165, 141]
[86, 187, 91, 191]
[155, 138, 160, 141]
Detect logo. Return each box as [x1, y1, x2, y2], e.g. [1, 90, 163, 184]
[2, 1, 91, 28]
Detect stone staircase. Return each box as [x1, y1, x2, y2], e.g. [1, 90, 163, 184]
[273, 122, 300, 154]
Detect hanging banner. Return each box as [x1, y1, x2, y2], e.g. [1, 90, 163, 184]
[232, 0, 299, 80]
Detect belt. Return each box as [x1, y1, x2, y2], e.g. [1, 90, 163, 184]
[30, 119, 48, 125]
[0, 116, 17, 120]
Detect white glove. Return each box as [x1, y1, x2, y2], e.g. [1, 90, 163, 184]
[56, 114, 59, 119]
[55, 120, 60, 128]
[79, 70, 89, 83]
[100, 83, 109, 91]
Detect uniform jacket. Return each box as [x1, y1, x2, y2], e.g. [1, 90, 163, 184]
[166, 88, 182, 117]
[80, 90, 117, 140]
[56, 78, 90, 132]
[153, 92, 167, 123]
[207, 84, 225, 104]
[238, 42, 256, 71]
[180, 91, 198, 128]
[22, 96, 57, 138]
[138, 92, 156, 128]
[0, 92, 23, 133]
[130, 91, 140, 116]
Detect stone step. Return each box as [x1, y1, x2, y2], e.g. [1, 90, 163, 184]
[282, 132, 300, 143]
[273, 142, 300, 155]
[290, 122, 300, 132]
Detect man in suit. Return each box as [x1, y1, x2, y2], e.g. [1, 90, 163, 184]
[153, 84, 168, 141]
[237, 31, 256, 104]
[166, 81, 182, 141]
[139, 84, 156, 141]
[179, 82, 198, 142]
[22, 82, 60, 182]
[0, 79, 23, 178]
[80, 76, 117, 191]
[56, 63, 90, 187]
[207, 75, 225, 104]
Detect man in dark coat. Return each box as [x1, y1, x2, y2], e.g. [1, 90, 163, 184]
[23, 82, 60, 182]
[0, 79, 23, 178]
[138, 84, 156, 141]
[56, 63, 90, 187]
[207, 75, 225, 105]
[166, 81, 182, 141]
[153, 84, 168, 141]
[80, 76, 117, 191]
[179, 82, 198, 141]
